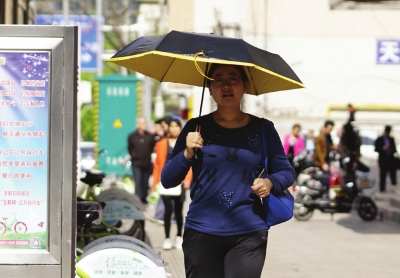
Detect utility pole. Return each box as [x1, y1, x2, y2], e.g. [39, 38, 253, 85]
[63, 0, 69, 24]
[153, 0, 168, 120]
[97, 0, 103, 76]
[121, 0, 130, 76]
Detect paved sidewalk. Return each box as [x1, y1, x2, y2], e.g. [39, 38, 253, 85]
[145, 193, 400, 278]
[263, 210, 400, 278]
[144, 200, 186, 278]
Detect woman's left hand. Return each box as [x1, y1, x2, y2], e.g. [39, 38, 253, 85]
[251, 178, 273, 198]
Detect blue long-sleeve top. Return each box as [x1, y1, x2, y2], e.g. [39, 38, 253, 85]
[161, 113, 295, 235]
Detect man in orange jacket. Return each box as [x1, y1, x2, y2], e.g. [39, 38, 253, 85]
[313, 120, 335, 172]
[313, 120, 335, 197]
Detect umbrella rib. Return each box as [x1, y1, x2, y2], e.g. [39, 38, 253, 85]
[242, 66, 259, 96]
[244, 43, 259, 96]
[159, 56, 176, 83]
[247, 67, 259, 96]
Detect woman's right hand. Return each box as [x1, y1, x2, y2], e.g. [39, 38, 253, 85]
[184, 132, 203, 159]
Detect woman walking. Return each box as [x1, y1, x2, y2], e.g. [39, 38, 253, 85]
[151, 118, 192, 250]
[161, 64, 295, 277]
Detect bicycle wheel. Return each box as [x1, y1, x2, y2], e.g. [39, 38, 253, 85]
[0, 222, 6, 234]
[14, 222, 27, 234]
[115, 219, 145, 241]
[81, 226, 108, 246]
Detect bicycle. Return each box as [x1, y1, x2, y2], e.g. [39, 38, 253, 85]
[75, 199, 168, 278]
[77, 170, 146, 246]
[0, 212, 28, 234]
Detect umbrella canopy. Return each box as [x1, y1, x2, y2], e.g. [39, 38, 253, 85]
[108, 30, 304, 96]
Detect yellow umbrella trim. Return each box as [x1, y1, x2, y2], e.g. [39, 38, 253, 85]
[108, 50, 305, 89]
[108, 51, 305, 95]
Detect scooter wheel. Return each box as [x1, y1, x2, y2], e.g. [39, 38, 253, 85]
[357, 198, 378, 221]
[293, 194, 314, 221]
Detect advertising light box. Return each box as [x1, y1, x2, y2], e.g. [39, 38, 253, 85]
[0, 51, 50, 250]
[0, 25, 78, 278]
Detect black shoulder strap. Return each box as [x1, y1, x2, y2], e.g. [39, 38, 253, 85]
[260, 118, 268, 177]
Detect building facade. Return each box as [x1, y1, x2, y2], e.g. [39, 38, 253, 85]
[0, 0, 34, 24]
[167, 0, 400, 141]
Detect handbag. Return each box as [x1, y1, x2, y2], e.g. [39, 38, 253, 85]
[157, 181, 182, 196]
[260, 118, 294, 227]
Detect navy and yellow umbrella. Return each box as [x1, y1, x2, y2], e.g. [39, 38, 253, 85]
[108, 30, 305, 97]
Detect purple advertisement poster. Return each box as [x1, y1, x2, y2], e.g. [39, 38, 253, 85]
[0, 52, 49, 249]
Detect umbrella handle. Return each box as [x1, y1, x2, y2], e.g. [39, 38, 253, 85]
[194, 125, 201, 159]
[196, 61, 208, 160]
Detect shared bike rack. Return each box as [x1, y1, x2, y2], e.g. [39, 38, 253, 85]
[76, 186, 169, 277]
[76, 247, 167, 278]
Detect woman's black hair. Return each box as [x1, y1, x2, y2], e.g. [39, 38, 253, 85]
[206, 63, 248, 87]
[168, 118, 182, 128]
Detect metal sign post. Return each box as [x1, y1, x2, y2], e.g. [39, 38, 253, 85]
[0, 25, 78, 278]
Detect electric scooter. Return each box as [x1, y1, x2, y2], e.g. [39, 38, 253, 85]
[291, 150, 318, 180]
[293, 151, 378, 221]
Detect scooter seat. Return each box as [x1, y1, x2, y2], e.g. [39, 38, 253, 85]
[313, 172, 330, 181]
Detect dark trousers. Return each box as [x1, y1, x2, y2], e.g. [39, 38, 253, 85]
[132, 165, 152, 204]
[379, 165, 397, 192]
[182, 229, 268, 278]
[161, 195, 183, 238]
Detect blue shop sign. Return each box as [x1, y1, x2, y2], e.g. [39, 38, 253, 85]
[377, 39, 400, 64]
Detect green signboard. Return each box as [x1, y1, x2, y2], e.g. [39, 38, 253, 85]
[94, 74, 141, 176]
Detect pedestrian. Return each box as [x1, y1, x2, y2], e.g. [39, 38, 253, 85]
[160, 64, 295, 277]
[313, 120, 335, 197]
[151, 118, 192, 250]
[305, 129, 315, 155]
[348, 103, 356, 123]
[313, 120, 335, 172]
[150, 117, 169, 224]
[152, 118, 166, 142]
[151, 116, 186, 224]
[127, 116, 156, 204]
[161, 116, 173, 136]
[374, 125, 397, 192]
[283, 123, 305, 164]
[338, 122, 370, 173]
